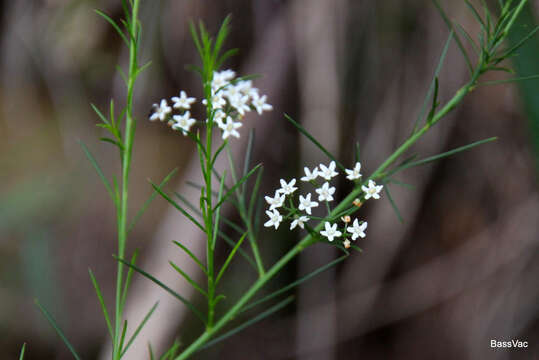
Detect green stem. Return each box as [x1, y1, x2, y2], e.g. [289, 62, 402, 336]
[113, 1, 140, 359]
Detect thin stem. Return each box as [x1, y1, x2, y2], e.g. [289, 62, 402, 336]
[113, 1, 140, 359]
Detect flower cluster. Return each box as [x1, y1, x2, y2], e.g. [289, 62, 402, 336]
[149, 70, 272, 140]
[263, 161, 383, 248]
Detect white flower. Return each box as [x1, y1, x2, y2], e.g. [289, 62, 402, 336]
[318, 161, 339, 180]
[290, 215, 309, 230]
[343, 239, 351, 249]
[202, 91, 227, 109]
[347, 219, 367, 240]
[277, 178, 297, 195]
[264, 209, 282, 229]
[300, 166, 318, 182]
[315, 182, 336, 202]
[172, 111, 197, 135]
[298, 193, 318, 215]
[345, 162, 362, 181]
[212, 70, 235, 92]
[320, 222, 342, 242]
[217, 69, 236, 81]
[264, 191, 285, 210]
[237, 80, 258, 98]
[149, 99, 172, 121]
[212, 109, 226, 127]
[220, 116, 242, 139]
[251, 93, 273, 115]
[224, 83, 242, 99]
[362, 180, 383, 200]
[171, 91, 196, 109]
[229, 94, 251, 116]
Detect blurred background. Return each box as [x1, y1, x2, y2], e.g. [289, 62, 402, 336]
[1, 0, 538, 359]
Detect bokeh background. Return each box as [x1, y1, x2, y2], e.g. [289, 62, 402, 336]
[1, 0, 538, 359]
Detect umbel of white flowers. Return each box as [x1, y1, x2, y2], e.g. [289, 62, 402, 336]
[149, 70, 273, 139]
[263, 161, 382, 248]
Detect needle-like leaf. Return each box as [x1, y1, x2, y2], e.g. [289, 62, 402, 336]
[116, 257, 207, 324]
[35, 299, 82, 360]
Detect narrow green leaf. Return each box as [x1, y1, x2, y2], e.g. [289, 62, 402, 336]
[414, 30, 453, 132]
[432, 0, 474, 73]
[116, 257, 207, 324]
[212, 164, 262, 211]
[216, 48, 239, 69]
[240, 255, 348, 314]
[128, 168, 178, 233]
[247, 166, 264, 220]
[135, 60, 153, 78]
[213, 15, 232, 63]
[19, 343, 26, 360]
[212, 170, 227, 250]
[169, 261, 208, 297]
[384, 186, 403, 223]
[78, 140, 114, 201]
[94, 9, 129, 46]
[455, 23, 480, 55]
[199, 296, 295, 351]
[242, 129, 255, 193]
[121, 302, 159, 357]
[393, 137, 498, 174]
[150, 181, 205, 232]
[160, 339, 181, 360]
[220, 231, 258, 270]
[464, 0, 486, 31]
[500, 25, 539, 59]
[35, 299, 82, 360]
[149, 343, 155, 360]
[119, 320, 128, 353]
[211, 139, 228, 168]
[216, 232, 247, 284]
[100, 137, 123, 149]
[91, 103, 110, 126]
[120, 249, 139, 312]
[88, 269, 114, 339]
[284, 114, 345, 171]
[172, 241, 207, 274]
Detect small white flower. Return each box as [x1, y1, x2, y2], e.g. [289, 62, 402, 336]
[347, 219, 367, 240]
[224, 83, 242, 99]
[171, 91, 196, 109]
[264, 209, 282, 229]
[290, 215, 309, 230]
[217, 69, 236, 81]
[229, 94, 251, 116]
[212, 109, 226, 127]
[345, 162, 362, 181]
[251, 93, 273, 115]
[237, 80, 258, 98]
[315, 182, 336, 202]
[298, 193, 319, 215]
[362, 180, 383, 200]
[172, 111, 196, 135]
[343, 239, 351, 249]
[149, 99, 172, 121]
[277, 178, 297, 195]
[264, 191, 285, 210]
[320, 222, 342, 242]
[202, 92, 227, 109]
[212, 70, 235, 92]
[300, 166, 318, 182]
[220, 116, 242, 139]
[318, 161, 339, 180]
